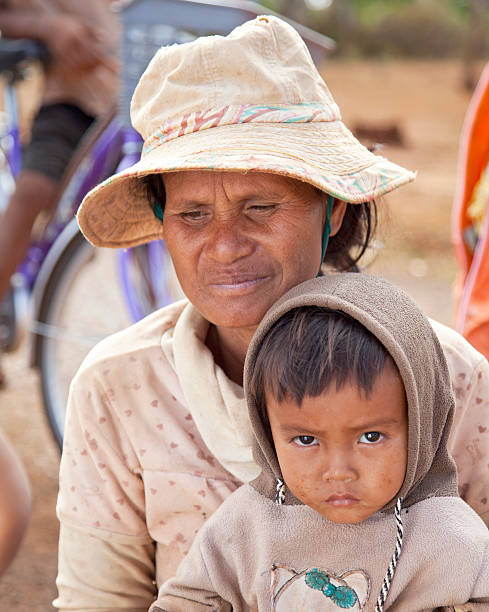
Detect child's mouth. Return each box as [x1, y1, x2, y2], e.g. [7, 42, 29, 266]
[325, 494, 359, 507]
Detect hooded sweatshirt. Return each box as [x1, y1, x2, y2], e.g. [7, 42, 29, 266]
[150, 274, 489, 612]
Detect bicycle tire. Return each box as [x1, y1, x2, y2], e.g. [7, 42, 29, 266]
[34, 228, 135, 449]
[34, 224, 183, 450]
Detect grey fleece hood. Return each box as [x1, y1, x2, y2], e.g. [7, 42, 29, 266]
[243, 273, 458, 512]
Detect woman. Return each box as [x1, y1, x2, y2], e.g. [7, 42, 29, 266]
[55, 16, 489, 611]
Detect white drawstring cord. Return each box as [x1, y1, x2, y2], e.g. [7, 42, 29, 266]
[375, 497, 404, 612]
[275, 479, 286, 505]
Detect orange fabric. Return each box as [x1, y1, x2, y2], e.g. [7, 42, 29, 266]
[453, 63, 489, 358]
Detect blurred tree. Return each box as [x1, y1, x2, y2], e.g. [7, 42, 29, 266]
[463, 0, 489, 89]
[259, 0, 489, 60]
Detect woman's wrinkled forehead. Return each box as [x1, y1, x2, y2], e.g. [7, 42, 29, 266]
[162, 170, 324, 206]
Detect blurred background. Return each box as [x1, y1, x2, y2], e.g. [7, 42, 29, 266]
[261, 0, 489, 324]
[1, 0, 488, 609]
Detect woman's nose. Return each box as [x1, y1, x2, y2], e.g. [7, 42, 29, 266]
[206, 218, 254, 264]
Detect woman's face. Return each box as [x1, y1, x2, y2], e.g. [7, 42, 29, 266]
[162, 171, 345, 330]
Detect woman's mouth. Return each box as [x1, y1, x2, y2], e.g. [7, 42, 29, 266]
[325, 494, 359, 507]
[208, 274, 271, 293]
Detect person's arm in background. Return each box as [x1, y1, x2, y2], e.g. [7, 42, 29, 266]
[0, 428, 31, 576]
[0, 1, 110, 72]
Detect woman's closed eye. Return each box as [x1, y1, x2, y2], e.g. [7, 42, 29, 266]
[292, 435, 319, 447]
[359, 431, 384, 444]
[246, 203, 278, 217]
[179, 209, 209, 223]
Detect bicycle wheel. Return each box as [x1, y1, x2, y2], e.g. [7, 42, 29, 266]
[33, 222, 182, 449]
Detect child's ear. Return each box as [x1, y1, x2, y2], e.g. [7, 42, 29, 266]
[329, 199, 347, 236]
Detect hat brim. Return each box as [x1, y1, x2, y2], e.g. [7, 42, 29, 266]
[77, 121, 416, 248]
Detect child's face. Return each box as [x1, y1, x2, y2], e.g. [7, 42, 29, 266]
[266, 364, 408, 524]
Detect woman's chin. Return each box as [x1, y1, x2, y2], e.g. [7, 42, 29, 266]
[188, 280, 282, 331]
[207, 310, 265, 332]
[198, 297, 272, 332]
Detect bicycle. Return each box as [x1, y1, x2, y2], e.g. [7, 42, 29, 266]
[0, 0, 334, 450]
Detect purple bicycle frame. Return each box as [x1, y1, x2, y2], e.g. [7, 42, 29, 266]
[15, 117, 125, 291]
[8, 93, 164, 325]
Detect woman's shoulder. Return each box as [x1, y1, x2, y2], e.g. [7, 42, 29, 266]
[429, 318, 487, 372]
[77, 299, 188, 375]
[430, 319, 489, 388]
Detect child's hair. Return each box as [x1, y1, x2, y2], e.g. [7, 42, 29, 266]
[249, 306, 394, 414]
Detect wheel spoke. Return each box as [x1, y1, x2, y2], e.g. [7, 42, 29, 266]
[30, 320, 105, 345]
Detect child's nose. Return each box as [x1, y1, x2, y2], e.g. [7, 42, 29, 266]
[321, 454, 357, 482]
[322, 470, 355, 483]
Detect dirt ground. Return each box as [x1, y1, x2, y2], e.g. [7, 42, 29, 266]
[0, 58, 483, 610]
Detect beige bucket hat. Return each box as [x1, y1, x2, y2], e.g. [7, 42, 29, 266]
[77, 15, 415, 249]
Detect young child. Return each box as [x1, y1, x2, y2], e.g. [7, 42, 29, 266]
[150, 274, 489, 611]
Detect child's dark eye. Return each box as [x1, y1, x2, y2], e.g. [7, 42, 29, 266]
[359, 431, 384, 444]
[292, 435, 318, 447]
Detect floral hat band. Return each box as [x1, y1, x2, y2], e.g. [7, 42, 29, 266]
[77, 15, 415, 249]
[142, 102, 342, 156]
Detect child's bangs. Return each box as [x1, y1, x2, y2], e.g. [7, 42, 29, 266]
[249, 306, 393, 412]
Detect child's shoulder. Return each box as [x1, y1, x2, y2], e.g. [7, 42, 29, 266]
[407, 496, 489, 551]
[198, 485, 286, 544]
[194, 485, 276, 559]
[204, 484, 271, 529]
[400, 497, 489, 600]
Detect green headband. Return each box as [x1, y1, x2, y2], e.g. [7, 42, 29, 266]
[320, 194, 334, 268]
[152, 200, 164, 222]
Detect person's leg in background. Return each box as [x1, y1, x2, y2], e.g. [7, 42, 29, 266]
[0, 171, 59, 300]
